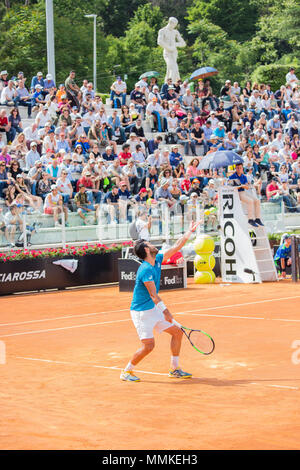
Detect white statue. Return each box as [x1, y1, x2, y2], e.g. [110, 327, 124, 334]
[157, 17, 186, 83]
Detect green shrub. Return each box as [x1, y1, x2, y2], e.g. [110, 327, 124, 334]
[251, 64, 298, 91]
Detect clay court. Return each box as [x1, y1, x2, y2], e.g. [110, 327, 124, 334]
[0, 280, 300, 450]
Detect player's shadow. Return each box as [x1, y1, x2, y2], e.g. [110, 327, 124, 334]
[166, 377, 300, 387]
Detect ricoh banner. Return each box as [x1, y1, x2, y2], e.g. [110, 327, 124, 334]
[219, 187, 261, 283]
[118, 258, 187, 292]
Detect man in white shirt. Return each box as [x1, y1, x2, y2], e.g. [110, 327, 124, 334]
[110, 76, 127, 107]
[272, 132, 284, 150]
[135, 210, 152, 241]
[147, 149, 162, 169]
[25, 142, 41, 169]
[24, 122, 41, 147]
[0, 80, 17, 105]
[249, 90, 263, 118]
[122, 158, 139, 194]
[35, 107, 51, 129]
[286, 68, 298, 85]
[146, 97, 164, 132]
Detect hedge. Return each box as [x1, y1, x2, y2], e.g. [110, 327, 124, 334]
[251, 64, 298, 91]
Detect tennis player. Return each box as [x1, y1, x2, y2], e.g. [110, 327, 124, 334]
[120, 220, 200, 382]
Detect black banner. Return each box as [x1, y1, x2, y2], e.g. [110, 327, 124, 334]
[0, 251, 121, 296]
[118, 258, 186, 292]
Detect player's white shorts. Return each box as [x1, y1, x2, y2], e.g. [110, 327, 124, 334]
[130, 306, 172, 340]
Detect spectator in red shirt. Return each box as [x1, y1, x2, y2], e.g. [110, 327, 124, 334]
[0, 109, 10, 143]
[118, 143, 132, 167]
[77, 171, 101, 203]
[266, 178, 281, 202]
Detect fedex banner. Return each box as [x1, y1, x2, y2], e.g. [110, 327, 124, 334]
[118, 258, 187, 292]
[219, 187, 261, 283]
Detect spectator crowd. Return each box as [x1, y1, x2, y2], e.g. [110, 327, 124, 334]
[0, 66, 299, 245]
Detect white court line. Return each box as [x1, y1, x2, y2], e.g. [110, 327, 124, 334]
[0, 318, 130, 338]
[15, 357, 167, 376]
[1, 294, 300, 328]
[1, 310, 299, 339]
[0, 308, 128, 327]
[15, 357, 299, 390]
[177, 312, 265, 320]
[250, 382, 299, 391]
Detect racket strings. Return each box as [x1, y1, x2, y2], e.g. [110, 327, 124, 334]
[189, 330, 214, 354]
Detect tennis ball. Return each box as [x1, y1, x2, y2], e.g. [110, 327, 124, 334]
[194, 270, 216, 284]
[194, 254, 216, 271]
[194, 235, 215, 255]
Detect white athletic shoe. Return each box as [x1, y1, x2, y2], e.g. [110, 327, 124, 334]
[120, 370, 140, 382]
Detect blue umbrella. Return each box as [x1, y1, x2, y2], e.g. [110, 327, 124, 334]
[190, 67, 218, 81]
[198, 151, 244, 170]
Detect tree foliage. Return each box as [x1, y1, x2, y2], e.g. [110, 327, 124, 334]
[0, 0, 299, 92]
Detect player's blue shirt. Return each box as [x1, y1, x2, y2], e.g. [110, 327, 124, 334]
[131, 253, 163, 311]
[228, 171, 248, 191]
[274, 243, 291, 261]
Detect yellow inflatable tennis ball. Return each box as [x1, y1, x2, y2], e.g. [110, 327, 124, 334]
[194, 270, 216, 284]
[194, 254, 216, 271]
[194, 235, 215, 255]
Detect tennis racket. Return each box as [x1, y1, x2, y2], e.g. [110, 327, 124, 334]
[173, 319, 215, 355]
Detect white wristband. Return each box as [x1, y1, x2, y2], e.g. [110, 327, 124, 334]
[157, 301, 167, 312]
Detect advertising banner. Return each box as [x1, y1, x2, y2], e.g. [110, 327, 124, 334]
[219, 187, 261, 283]
[118, 258, 187, 292]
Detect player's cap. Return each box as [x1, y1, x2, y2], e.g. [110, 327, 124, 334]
[282, 233, 291, 241]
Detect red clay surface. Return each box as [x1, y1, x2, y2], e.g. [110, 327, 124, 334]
[0, 279, 300, 450]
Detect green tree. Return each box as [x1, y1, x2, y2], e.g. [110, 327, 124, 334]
[186, 0, 259, 42]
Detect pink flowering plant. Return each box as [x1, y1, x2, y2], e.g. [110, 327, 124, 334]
[0, 242, 133, 263]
